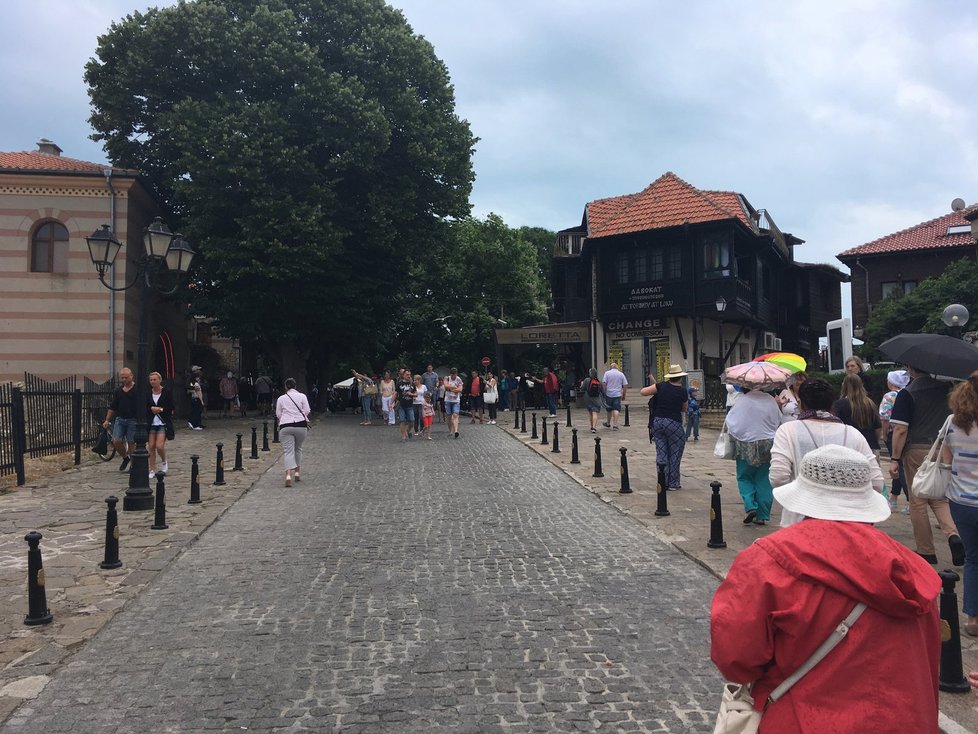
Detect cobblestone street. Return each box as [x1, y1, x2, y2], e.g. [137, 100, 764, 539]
[1, 417, 724, 733]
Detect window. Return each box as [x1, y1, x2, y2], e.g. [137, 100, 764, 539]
[650, 249, 663, 281]
[616, 252, 629, 284]
[667, 249, 682, 279]
[702, 232, 732, 278]
[31, 221, 69, 273]
[633, 251, 647, 282]
[881, 281, 917, 298]
[947, 225, 971, 235]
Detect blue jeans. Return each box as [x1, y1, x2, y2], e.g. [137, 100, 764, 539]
[545, 392, 557, 415]
[112, 417, 136, 442]
[685, 413, 700, 440]
[950, 501, 978, 616]
[360, 395, 373, 419]
[736, 459, 773, 521]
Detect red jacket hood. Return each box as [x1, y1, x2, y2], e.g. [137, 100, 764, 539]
[753, 520, 941, 618]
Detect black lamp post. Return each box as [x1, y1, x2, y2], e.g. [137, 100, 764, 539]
[942, 304, 970, 340]
[86, 218, 195, 511]
[715, 296, 727, 367]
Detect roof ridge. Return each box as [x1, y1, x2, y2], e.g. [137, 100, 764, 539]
[838, 203, 978, 258]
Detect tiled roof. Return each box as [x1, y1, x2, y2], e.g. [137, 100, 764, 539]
[837, 205, 978, 258]
[585, 172, 755, 239]
[0, 151, 133, 175]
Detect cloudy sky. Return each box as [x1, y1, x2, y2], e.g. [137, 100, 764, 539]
[2, 0, 977, 316]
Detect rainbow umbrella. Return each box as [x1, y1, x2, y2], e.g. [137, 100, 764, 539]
[722, 361, 792, 389]
[753, 351, 807, 373]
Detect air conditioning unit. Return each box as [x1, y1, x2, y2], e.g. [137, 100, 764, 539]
[763, 331, 777, 350]
[773, 337, 782, 351]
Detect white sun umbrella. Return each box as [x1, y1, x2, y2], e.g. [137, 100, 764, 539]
[332, 376, 356, 389]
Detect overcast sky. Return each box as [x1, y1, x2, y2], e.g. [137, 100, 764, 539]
[3, 0, 977, 318]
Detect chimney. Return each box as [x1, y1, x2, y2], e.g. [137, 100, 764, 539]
[36, 139, 63, 156]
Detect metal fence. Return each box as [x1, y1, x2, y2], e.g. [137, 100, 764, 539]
[0, 373, 116, 486]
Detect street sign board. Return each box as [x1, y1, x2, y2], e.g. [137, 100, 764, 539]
[481, 356, 491, 367]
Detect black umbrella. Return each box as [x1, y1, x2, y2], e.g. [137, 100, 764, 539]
[878, 333, 978, 379]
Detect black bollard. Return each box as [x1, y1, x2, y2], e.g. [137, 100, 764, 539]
[619, 447, 632, 493]
[514, 408, 519, 429]
[551, 422, 561, 453]
[707, 481, 727, 548]
[520, 409, 527, 433]
[571, 428, 580, 464]
[151, 473, 169, 530]
[273, 420, 280, 444]
[531, 413, 538, 439]
[541, 418, 549, 446]
[24, 531, 53, 625]
[233, 434, 244, 471]
[938, 570, 971, 692]
[624, 404, 630, 427]
[566, 404, 572, 428]
[99, 496, 122, 570]
[188, 455, 202, 504]
[214, 443, 226, 486]
[250, 426, 259, 459]
[262, 422, 270, 451]
[654, 463, 670, 516]
[593, 436, 604, 478]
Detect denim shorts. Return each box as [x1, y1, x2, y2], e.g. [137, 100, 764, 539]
[398, 404, 415, 423]
[112, 417, 136, 441]
[605, 396, 622, 412]
[444, 401, 460, 415]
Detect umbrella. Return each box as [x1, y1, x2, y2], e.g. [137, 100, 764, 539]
[332, 376, 355, 389]
[722, 361, 792, 389]
[878, 333, 978, 380]
[753, 351, 807, 373]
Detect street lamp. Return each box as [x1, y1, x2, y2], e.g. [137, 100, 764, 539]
[86, 217, 196, 511]
[715, 297, 727, 367]
[942, 304, 970, 340]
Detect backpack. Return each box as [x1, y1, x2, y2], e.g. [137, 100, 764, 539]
[586, 378, 600, 398]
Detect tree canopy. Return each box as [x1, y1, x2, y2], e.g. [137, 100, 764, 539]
[86, 0, 476, 375]
[861, 258, 978, 358]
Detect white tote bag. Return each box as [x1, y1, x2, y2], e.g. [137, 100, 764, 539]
[913, 416, 953, 500]
[714, 422, 735, 460]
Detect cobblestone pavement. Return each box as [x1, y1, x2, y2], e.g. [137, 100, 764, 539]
[2, 416, 724, 733]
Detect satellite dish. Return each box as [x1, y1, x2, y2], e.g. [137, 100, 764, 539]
[952, 197, 966, 212]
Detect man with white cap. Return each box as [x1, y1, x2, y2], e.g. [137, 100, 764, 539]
[879, 369, 910, 510]
[712, 445, 941, 732]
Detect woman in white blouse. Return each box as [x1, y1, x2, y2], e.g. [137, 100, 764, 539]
[275, 377, 311, 487]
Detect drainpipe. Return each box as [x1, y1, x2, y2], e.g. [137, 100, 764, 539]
[103, 168, 116, 379]
[854, 257, 870, 327]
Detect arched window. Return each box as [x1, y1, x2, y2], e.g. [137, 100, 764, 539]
[31, 221, 70, 273]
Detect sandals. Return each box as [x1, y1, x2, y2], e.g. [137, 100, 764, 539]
[294, 472, 301, 483]
[285, 473, 292, 487]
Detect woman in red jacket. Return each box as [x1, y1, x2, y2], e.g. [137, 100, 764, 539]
[711, 444, 941, 732]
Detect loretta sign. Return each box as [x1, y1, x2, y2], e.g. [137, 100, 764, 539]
[495, 321, 590, 345]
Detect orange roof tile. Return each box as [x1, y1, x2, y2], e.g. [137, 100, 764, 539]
[837, 205, 978, 258]
[585, 173, 755, 238]
[0, 151, 134, 175]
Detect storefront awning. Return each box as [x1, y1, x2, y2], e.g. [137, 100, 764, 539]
[494, 321, 591, 345]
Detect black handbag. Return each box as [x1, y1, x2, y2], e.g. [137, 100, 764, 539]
[164, 421, 175, 441]
[92, 427, 110, 456]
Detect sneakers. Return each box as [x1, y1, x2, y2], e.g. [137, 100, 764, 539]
[454, 431, 459, 439]
[160, 462, 168, 474]
[119, 456, 130, 472]
[743, 509, 757, 525]
[901, 506, 910, 514]
[188, 421, 194, 429]
[148, 470, 156, 479]
[612, 425, 619, 431]
[193, 426, 203, 431]
[950, 535, 966, 566]
[916, 552, 938, 565]
[590, 428, 596, 433]
[603, 422, 611, 428]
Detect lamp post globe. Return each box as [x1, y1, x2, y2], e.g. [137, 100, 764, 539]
[942, 304, 970, 339]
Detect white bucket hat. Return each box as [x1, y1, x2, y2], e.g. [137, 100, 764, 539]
[773, 444, 890, 524]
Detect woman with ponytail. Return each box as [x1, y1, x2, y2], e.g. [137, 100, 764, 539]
[942, 371, 978, 636]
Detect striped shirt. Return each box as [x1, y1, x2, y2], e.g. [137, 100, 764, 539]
[947, 420, 978, 507]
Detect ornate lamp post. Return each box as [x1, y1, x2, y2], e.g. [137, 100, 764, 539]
[86, 218, 195, 511]
[942, 304, 970, 340]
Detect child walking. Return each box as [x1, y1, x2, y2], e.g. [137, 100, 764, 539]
[422, 392, 435, 440]
[685, 386, 701, 441]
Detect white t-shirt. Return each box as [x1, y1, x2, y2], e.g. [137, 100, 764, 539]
[444, 376, 463, 403]
[602, 368, 628, 397]
[413, 384, 427, 405]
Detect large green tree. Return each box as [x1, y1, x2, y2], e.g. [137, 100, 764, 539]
[861, 258, 978, 358]
[85, 0, 476, 378]
[382, 214, 551, 370]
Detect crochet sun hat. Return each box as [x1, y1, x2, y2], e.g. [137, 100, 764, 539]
[773, 444, 890, 524]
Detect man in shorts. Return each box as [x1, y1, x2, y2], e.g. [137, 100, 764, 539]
[397, 374, 416, 441]
[102, 367, 138, 471]
[444, 367, 463, 438]
[601, 362, 628, 430]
